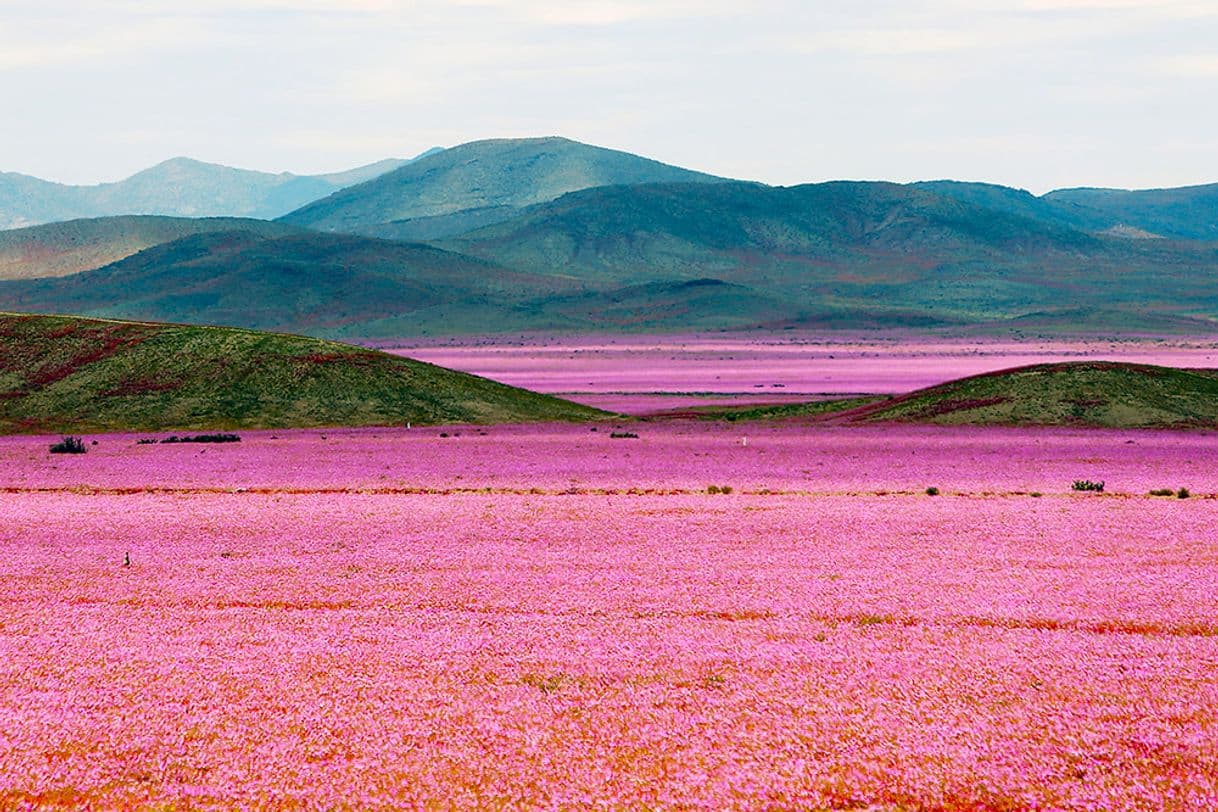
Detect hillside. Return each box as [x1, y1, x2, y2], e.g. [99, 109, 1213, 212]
[0, 216, 304, 281]
[441, 179, 1218, 329]
[445, 180, 1103, 288]
[0, 312, 603, 434]
[0, 230, 582, 336]
[1043, 184, 1218, 241]
[843, 362, 1218, 427]
[280, 136, 727, 238]
[0, 151, 436, 229]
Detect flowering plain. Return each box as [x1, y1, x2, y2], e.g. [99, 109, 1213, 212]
[2, 422, 1217, 809]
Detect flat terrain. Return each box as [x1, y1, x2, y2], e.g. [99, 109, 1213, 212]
[392, 333, 1218, 414]
[1, 423, 1216, 808]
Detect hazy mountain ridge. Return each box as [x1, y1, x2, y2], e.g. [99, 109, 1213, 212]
[915, 179, 1218, 241]
[0, 150, 440, 229]
[279, 136, 730, 238]
[0, 229, 586, 336]
[0, 215, 306, 281]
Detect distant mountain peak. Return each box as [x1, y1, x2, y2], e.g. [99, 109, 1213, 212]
[0, 152, 430, 229]
[279, 135, 729, 238]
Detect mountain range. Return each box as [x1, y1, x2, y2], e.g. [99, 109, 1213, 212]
[0, 149, 441, 230]
[1, 136, 1217, 336]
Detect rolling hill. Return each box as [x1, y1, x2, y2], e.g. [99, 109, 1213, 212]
[0, 312, 603, 434]
[0, 215, 305, 280]
[0, 230, 585, 336]
[0, 150, 439, 229]
[279, 136, 728, 238]
[844, 362, 1218, 427]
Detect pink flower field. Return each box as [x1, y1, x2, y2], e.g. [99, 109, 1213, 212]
[392, 334, 1218, 414]
[2, 424, 1217, 809]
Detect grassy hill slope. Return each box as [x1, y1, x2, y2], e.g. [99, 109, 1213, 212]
[0, 312, 603, 434]
[846, 362, 1218, 427]
[280, 136, 727, 237]
[0, 215, 305, 280]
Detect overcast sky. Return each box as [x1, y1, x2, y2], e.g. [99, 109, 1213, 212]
[2, 1, 1215, 192]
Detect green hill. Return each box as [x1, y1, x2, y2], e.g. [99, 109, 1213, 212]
[280, 136, 728, 238]
[0, 215, 305, 281]
[846, 362, 1218, 427]
[0, 312, 603, 434]
[445, 180, 1104, 290]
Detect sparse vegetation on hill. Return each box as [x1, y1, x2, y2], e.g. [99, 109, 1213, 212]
[848, 362, 1218, 428]
[0, 312, 604, 434]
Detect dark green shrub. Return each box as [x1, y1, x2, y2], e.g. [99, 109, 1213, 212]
[1072, 480, 1105, 492]
[49, 436, 86, 454]
[161, 434, 241, 444]
[1149, 488, 1175, 497]
[1177, 488, 1190, 499]
[925, 487, 940, 496]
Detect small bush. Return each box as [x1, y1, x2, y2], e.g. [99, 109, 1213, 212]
[707, 484, 720, 494]
[925, 487, 939, 496]
[1177, 487, 1190, 499]
[610, 431, 639, 439]
[1029, 492, 1043, 498]
[1072, 480, 1105, 492]
[49, 436, 86, 454]
[1149, 488, 1175, 497]
[706, 485, 734, 495]
[136, 438, 158, 445]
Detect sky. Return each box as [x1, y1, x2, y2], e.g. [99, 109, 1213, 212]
[1, 0, 1216, 193]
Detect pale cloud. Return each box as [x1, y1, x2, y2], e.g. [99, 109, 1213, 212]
[1157, 54, 1218, 77]
[0, 0, 1214, 192]
[0, 17, 195, 69]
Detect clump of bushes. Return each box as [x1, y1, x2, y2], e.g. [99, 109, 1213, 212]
[1149, 488, 1175, 497]
[925, 486, 940, 496]
[161, 434, 241, 444]
[1072, 479, 1105, 492]
[1177, 487, 1190, 499]
[610, 431, 639, 439]
[49, 436, 87, 454]
[706, 485, 734, 495]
